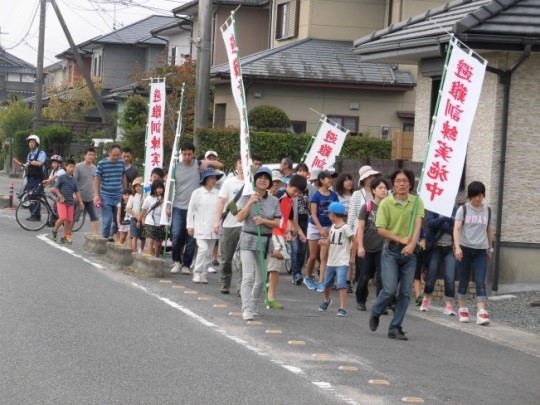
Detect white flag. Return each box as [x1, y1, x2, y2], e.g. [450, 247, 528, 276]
[143, 81, 166, 194]
[419, 38, 487, 217]
[304, 118, 349, 171]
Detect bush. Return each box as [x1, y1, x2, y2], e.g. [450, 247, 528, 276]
[194, 128, 390, 173]
[14, 126, 75, 162]
[248, 105, 291, 131]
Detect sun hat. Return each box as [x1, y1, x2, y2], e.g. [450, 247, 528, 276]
[199, 168, 223, 185]
[358, 165, 380, 184]
[132, 177, 143, 187]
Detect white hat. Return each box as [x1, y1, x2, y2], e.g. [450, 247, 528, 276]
[272, 170, 283, 182]
[205, 150, 218, 158]
[358, 165, 380, 183]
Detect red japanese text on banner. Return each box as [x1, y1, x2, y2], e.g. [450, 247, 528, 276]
[221, 16, 253, 194]
[419, 38, 486, 217]
[144, 81, 166, 193]
[304, 118, 349, 172]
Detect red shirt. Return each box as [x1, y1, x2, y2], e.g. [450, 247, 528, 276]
[273, 191, 294, 236]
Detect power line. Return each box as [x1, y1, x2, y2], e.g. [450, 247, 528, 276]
[4, 1, 40, 50]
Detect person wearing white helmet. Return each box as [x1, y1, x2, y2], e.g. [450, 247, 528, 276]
[43, 155, 66, 187]
[23, 134, 47, 221]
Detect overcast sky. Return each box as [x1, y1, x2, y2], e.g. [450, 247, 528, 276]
[1, 0, 187, 66]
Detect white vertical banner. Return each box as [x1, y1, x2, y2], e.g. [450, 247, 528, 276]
[143, 80, 166, 194]
[304, 117, 349, 171]
[220, 13, 253, 194]
[419, 38, 487, 217]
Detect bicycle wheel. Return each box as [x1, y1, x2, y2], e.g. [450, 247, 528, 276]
[15, 198, 50, 231]
[72, 206, 86, 232]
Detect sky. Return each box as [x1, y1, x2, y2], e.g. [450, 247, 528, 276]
[1, 0, 187, 66]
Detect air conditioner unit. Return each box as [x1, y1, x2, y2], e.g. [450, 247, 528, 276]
[381, 125, 390, 140]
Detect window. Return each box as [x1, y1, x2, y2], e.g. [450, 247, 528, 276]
[214, 103, 226, 128]
[92, 54, 102, 77]
[169, 46, 177, 66]
[290, 120, 306, 134]
[328, 115, 359, 135]
[403, 122, 414, 132]
[275, 0, 299, 40]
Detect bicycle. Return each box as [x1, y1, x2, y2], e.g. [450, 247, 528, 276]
[15, 183, 86, 232]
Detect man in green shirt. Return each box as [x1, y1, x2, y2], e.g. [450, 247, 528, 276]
[369, 169, 424, 341]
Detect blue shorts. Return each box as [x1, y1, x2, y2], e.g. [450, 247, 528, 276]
[322, 265, 349, 290]
[130, 217, 142, 239]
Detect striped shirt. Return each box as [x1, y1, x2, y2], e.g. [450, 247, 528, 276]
[96, 158, 125, 198]
[237, 192, 281, 252]
[54, 174, 79, 206]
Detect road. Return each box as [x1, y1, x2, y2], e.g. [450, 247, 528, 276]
[0, 207, 539, 404]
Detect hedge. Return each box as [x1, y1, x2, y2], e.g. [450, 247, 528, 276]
[194, 128, 391, 172]
[14, 126, 75, 162]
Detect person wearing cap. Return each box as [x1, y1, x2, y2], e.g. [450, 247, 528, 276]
[74, 147, 99, 235]
[43, 155, 65, 187]
[318, 202, 354, 317]
[269, 170, 283, 196]
[304, 169, 339, 291]
[126, 176, 144, 252]
[170, 142, 223, 275]
[23, 134, 47, 221]
[369, 169, 425, 341]
[187, 168, 223, 284]
[236, 166, 281, 321]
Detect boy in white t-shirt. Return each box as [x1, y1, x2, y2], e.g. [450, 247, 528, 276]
[318, 202, 354, 317]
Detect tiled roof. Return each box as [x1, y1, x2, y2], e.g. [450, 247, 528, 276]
[173, 0, 270, 15]
[91, 15, 177, 45]
[0, 47, 36, 75]
[353, 0, 540, 62]
[211, 39, 415, 88]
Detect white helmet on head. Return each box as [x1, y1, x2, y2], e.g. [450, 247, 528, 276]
[27, 134, 40, 145]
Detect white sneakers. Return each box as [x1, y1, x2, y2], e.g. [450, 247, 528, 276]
[420, 297, 431, 312]
[443, 303, 455, 316]
[192, 274, 201, 283]
[181, 266, 191, 275]
[458, 307, 470, 323]
[207, 267, 217, 273]
[242, 311, 254, 321]
[476, 308, 490, 325]
[170, 262, 181, 274]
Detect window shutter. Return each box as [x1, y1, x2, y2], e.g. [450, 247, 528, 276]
[288, 0, 299, 37]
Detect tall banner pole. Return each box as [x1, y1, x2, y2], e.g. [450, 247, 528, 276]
[221, 11, 269, 304]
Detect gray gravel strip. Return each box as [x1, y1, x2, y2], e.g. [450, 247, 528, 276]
[429, 291, 540, 335]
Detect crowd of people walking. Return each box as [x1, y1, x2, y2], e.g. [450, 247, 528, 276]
[19, 135, 496, 340]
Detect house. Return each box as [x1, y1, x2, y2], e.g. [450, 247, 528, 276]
[181, 0, 451, 135]
[151, 16, 192, 66]
[0, 46, 36, 102]
[353, 0, 540, 289]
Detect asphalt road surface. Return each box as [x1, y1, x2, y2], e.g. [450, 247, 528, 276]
[1, 208, 539, 404]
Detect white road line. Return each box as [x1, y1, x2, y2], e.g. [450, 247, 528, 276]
[35, 233, 361, 404]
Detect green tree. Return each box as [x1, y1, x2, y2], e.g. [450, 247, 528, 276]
[119, 94, 148, 161]
[248, 105, 291, 131]
[0, 100, 34, 144]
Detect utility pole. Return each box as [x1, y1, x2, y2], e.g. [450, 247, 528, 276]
[34, 0, 47, 120]
[193, 0, 212, 147]
[49, 0, 108, 122]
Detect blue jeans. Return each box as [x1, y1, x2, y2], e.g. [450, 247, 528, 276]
[170, 207, 196, 267]
[424, 246, 456, 299]
[457, 245, 488, 302]
[290, 236, 307, 279]
[372, 246, 416, 332]
[355, 250, 383, 304]
[100, 194, 120, 238]
[322, 265, 348, 289]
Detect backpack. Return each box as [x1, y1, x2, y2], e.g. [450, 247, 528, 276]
[461, 204, 491, 227]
